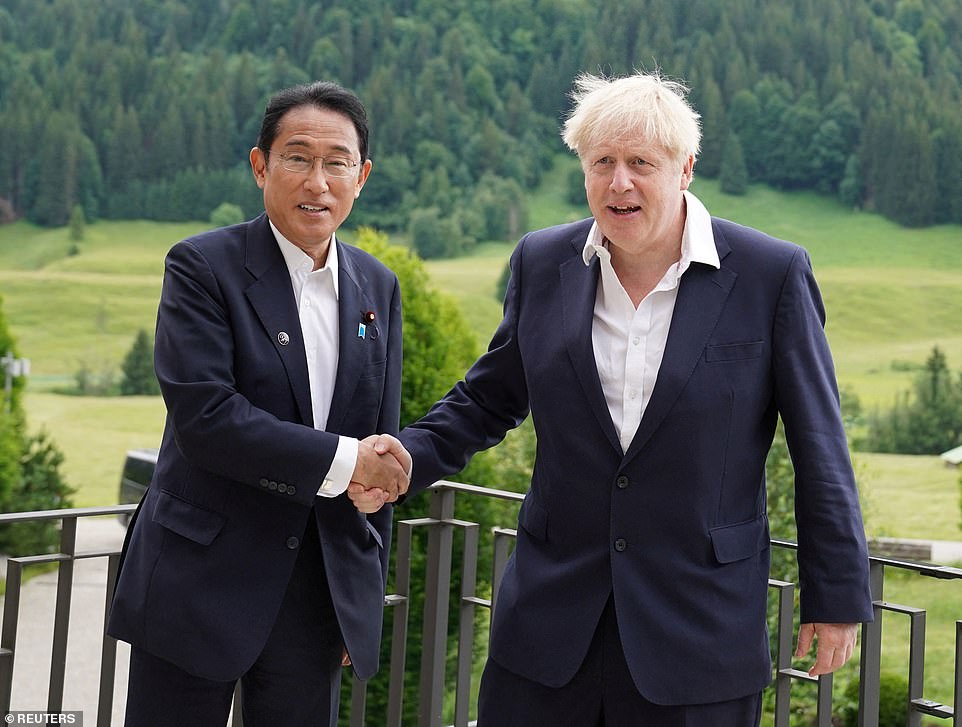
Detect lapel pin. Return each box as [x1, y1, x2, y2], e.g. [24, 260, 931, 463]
[277, 331, 290, 346]
[359, 310, 378, 340]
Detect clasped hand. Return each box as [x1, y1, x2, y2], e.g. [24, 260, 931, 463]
[347, 434, 412, 513]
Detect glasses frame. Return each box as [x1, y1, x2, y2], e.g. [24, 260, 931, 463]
[266, 149, 361, 178]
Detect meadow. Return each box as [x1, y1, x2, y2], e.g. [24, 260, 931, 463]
[2, 159, 961, 711]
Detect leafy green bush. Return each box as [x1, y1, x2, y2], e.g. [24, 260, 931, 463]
[0, 430, 75, 556]
[836, 672, 908, 727]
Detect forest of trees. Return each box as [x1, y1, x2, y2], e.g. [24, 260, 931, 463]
[1, 0, 961, 245]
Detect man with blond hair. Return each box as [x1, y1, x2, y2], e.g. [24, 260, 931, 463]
[357, 71, 872, 725]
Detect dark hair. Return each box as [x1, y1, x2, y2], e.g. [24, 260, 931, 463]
[256, 81, 370, 161]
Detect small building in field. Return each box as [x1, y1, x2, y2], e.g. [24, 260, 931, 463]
[939, 444, 962, 468]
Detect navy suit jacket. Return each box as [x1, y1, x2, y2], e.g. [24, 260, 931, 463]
[108, 213, 402, 682]
[400, 216, 872, 705]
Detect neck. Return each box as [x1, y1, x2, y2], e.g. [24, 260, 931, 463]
[298, 236, 333, 271]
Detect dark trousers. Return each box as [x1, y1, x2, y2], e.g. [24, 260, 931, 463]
[124, 520, 344, 727]
[478, 597, 763, 727]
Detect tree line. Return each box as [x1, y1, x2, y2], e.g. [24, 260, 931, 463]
[1, 0, 961, 250]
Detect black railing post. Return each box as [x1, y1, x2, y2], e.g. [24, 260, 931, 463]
[97, 552, 122, 727]
[417, 487, 456, 727]
[386, 520, 416, 727]
[48, 516, 78, 712]
[453, 522, 479, 727]
[771, 579, 795, 727]
[954, 621, 961, 727]
[859, 560, 884, 726]
[0, 558, 22, 714]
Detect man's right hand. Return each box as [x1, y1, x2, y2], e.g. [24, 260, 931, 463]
[350, 436, 410, 503]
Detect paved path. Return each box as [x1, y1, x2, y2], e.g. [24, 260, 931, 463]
[2, 516, 129, 725]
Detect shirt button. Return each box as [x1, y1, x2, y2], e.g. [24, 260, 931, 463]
[304, 298, 312, 307]
[632, 336, 641, 346]
[629, 390, 637, 400]
[616, 475, 629, 489]
[286, 536, 300, 550]
[614, 538, 627, 552]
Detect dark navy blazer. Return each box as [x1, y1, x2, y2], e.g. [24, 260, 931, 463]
[400, 216, 872, 705]
[108, 213, 402, 682]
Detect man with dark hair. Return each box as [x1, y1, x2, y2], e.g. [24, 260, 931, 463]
[109, 81, 407, 727]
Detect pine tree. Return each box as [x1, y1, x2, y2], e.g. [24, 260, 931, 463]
[120, 329, 160, 396]
[68, 204, 85, 241]
[719, 132, 748, 195]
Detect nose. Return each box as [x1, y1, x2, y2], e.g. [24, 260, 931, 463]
[303, 163, 330, 193]
[609, 161, 633, 192]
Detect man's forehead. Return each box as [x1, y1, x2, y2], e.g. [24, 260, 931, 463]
[275, 106, 359, 148]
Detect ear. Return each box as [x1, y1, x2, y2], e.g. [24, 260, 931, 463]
[679, 155, 695, 191]
[250, 147, 268, 189]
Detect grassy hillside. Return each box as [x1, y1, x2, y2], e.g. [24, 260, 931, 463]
[2, 160, 961, 531]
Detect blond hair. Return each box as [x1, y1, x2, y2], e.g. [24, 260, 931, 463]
[562, 71, 701, 165]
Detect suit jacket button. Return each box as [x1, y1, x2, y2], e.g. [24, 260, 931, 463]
[259, 478, 269, 488]
[286, 536, 299, 549]
[268, 481, 278, 491]
[277, 483, 288, 494]
[288, 486, 296, 496]
[615, 475, 629, 489]
[614, 538, 627, 552]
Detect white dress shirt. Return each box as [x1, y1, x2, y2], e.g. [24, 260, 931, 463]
[272, 222, 358, 497]
[583, 191, 720, 453]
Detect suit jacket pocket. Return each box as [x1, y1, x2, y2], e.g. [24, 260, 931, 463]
[153, 490, 226, 545]
[705, 340, 764, 362]
[710, 514, 769, 564]
[518, 494, 548, 541]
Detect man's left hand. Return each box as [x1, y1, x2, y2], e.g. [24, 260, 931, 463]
[795, 622, 858, 676]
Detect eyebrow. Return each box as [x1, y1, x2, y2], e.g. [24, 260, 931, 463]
[283, 139, 356, 156]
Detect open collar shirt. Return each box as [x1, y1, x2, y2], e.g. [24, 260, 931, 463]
[273, 221, 357, 497]
[582, 191, 720, 453]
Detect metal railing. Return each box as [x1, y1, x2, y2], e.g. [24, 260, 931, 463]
[0, 485, 959, 726]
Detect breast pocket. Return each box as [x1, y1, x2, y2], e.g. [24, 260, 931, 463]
[705, 340, 764, 362]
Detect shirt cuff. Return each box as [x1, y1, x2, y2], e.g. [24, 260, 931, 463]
[316, 436, 358, 498]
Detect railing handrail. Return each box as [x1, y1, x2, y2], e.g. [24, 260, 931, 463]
[0, 487, 958, 727]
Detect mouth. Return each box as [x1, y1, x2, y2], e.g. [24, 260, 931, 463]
[608, 205, 641, 216]
[298, 203, 329, 213]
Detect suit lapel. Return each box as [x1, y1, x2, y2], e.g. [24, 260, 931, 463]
[326, 241, 373, 433]
[622, 260, 737, 466]
[560, 249, 623, 455]
[243, 215, 315, 427]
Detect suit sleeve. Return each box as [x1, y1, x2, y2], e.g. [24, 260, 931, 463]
[773, 248, 873, 623]
[154, 241, 338, 507]
[400, 237, 531, 494]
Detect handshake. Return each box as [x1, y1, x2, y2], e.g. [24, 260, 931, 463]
[347, 434, 412, 513]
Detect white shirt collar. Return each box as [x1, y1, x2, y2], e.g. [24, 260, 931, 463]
[582, 190, 720, 274]
[271, 221, 340, 299]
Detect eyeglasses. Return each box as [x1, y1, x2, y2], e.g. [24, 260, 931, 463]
[268, 150, 360, 178]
